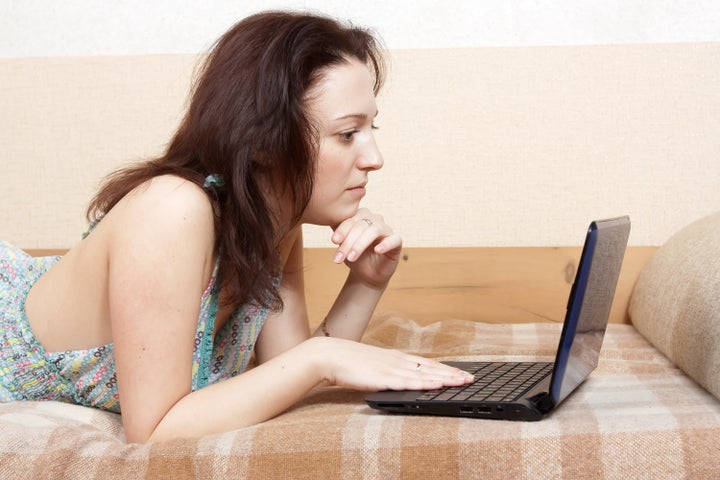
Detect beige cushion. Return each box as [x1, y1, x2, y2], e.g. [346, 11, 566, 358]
[630, 211, 720, 400]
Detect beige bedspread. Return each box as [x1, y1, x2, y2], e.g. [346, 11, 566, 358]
[1, 315, 719, 479]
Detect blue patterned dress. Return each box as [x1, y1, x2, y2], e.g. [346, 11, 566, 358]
[0, 239, 272, 413]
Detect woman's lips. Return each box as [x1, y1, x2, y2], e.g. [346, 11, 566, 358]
[347, 185, 367, 197]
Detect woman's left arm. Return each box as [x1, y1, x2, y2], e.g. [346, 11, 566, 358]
[313, 207, 402, 340]
[255, 208, 401, 363]
[254, 228, 311, 363]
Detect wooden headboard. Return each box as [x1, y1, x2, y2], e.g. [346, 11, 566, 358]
[27, 246, 656, 327]
[302, 246, 657, 327]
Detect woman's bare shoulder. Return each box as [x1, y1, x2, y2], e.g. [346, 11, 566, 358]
[109, 175, 215, 239]
[126, 174, 213, 215]
[90, 174, 218, 281]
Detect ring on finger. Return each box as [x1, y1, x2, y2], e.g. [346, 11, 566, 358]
[362, 218, 373, 226]
[415, 362, 422, 372]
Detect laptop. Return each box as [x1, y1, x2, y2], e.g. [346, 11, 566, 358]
[366, 216, 631, 421]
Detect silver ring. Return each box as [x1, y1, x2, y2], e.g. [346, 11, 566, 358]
[362, 218, 373, 226]
[415, 362, 422, 372]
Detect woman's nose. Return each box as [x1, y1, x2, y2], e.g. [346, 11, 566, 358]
[358, 137, 384, 170]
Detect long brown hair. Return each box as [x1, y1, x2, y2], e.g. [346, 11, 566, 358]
[87, 11, 385, 310]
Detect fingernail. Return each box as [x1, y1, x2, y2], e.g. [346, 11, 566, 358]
[347, 250, 358, 261]
[333, 251, 344, 263]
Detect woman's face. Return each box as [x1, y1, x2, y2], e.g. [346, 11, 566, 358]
[301, 57, 383, 228]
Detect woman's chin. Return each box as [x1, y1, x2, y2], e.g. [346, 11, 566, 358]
[304, 207, 360, 228]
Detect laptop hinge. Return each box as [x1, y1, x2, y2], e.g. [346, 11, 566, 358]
[529, 392, 555, 414]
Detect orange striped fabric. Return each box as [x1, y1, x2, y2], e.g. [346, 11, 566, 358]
[1, 315, 718, 479]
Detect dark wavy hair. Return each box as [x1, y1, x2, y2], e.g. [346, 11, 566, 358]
[87, 11, 385, 310]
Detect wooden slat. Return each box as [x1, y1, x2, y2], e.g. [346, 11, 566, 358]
[26, 246, 657, 326]
[25, 249, 67, 256]
[303, 246, 658, 327]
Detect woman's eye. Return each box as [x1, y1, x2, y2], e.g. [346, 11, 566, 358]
[338, 124, 378, 142]
[339, 130, 359, 142]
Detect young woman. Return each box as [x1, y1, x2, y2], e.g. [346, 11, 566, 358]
[0, 11, 473, 443]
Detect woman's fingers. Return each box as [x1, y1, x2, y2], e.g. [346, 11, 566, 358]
[400, 357, 475, 386]
[373, 357, 473, 392]
[332, 209, 389, 264]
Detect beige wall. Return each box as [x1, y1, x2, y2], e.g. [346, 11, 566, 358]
[2, 42, 719, 248]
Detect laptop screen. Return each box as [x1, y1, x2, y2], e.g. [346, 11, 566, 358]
[550, 216, 630, 403]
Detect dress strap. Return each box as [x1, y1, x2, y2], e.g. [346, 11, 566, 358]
[191, 257, 221, 391]
[82, 213, 105, 239]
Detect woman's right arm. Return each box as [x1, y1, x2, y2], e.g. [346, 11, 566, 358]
[106, 176, 218, 443]
[107, 177, 470, 443]
[148, 335, 471, 442]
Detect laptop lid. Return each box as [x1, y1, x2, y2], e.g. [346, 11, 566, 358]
[548, 215, 630, 405]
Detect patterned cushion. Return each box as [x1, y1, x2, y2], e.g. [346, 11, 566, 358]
[630, 211, 720, 400]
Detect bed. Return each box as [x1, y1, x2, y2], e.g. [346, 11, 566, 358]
[1, 318, 718, 479]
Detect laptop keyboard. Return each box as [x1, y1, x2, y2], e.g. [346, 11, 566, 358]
[416, 362, 553, 403]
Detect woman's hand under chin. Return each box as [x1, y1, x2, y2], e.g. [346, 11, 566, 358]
[330, 207, 402, 289]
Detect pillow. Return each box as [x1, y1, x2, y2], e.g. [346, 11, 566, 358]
[629, 211, 720, 400]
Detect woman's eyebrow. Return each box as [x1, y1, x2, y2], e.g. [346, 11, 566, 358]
[332, 110, 379, 122]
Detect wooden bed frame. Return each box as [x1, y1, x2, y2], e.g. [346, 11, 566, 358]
[27, 246, 657, 327]
[303, 246, 657, 326]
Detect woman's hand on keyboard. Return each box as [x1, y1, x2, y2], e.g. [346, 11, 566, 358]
[309, 337, 474, 391]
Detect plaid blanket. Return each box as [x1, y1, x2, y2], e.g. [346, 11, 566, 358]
[1, 315, 719, 479]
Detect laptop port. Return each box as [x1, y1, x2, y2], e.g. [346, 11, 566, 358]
[459, 407, 474, 414]
[477, 406, 492, 413]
